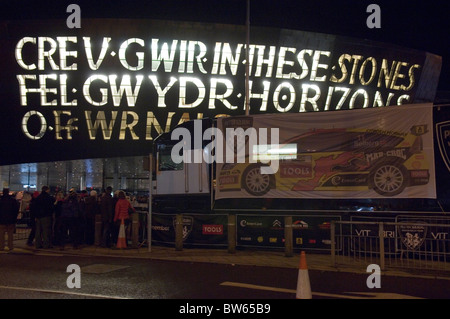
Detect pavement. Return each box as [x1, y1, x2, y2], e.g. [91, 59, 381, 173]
[10, 239, 319, 269]
[6, 239, 450, 280]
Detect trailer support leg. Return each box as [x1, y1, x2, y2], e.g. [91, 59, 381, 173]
[284, 216, 293, 257]
[175, 214, 183, 251]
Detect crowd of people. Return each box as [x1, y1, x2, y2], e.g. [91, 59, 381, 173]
[0, 185, 136, 251]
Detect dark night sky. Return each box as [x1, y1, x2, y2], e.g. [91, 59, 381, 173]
[1, 0, 449, 94]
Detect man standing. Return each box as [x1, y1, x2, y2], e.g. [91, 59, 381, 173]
[34, 186, 54, 249]
[60, 189, 81, 250]
[100, 186, 114, 247]
[83, 190, 100, 245]
[0, 188, 19, 251]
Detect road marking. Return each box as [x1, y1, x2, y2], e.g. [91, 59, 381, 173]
[220, 281, 363, 299]
[221, 281, 296, 294]
[220, 282, 424, 299]
[344, 292, 424, 299]
[0, 285, 130, 299]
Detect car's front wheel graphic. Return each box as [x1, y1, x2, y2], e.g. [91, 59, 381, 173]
[242, 165, 273, 196]
[370, 162, 408, 196]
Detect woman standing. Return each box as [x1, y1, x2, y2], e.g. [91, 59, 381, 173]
[113, 191, 135, 246]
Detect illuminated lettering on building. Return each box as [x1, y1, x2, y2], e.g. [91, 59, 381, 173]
[15, 36, 424, 140]
[0, 19, 441, 165]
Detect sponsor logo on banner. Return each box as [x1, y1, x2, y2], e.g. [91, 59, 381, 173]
[218, 175, 239, 185]
[202, 224, 224, 235]
[293, 220, 309, 229]
[152, 225, 170, 232]
[436, 121, 450, 172]
[410, 124, 429, 136]
[239, 219, 263, 227]
[280, 162, 312, 178]
[172, 216, 194, 241]
[272, 219, 282, 228]
[397, 222, 428, 250]
[318, 222, 331, 230]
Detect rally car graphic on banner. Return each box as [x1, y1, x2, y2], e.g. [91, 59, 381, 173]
[219, 127, 430, 197]
[215, 104, 435, 200]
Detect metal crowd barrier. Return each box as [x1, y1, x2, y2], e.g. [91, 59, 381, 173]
[14, 215, 32, 241]
[331, 220, 450, 273]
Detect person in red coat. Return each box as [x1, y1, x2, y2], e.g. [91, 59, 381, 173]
[114, 191, 135, 222]
[113, 191, 135, 245]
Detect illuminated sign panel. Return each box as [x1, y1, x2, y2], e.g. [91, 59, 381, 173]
[0, 19, 441, 165]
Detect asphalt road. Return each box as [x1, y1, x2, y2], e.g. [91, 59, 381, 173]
[0, 251, 448, 316]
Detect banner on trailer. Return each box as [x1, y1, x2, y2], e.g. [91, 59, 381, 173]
[215, 103, 436, 200]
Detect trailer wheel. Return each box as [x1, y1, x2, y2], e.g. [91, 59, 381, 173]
[242, 165, 273, 196]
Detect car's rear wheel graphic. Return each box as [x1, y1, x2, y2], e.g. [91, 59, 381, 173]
[370, 162, 408, 196]
[242, 165, 273, 196]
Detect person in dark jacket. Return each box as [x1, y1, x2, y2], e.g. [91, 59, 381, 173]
[0, 188, 19, 251]
[26, 191, 40, 246]
[52, 191, 64, 246]
[78, 190, 88, 244]
[34, 186, 55, 249]
[100, 186, 114, 247]
[83, 190, 100, 245]
[60, 189, 81, 250]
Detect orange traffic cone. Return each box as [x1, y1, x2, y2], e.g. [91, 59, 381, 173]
[116, 218, 127, 249]
[296, 251, 312, 299]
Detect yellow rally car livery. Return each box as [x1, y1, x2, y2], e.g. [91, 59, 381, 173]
[218, 126, 430, 197]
